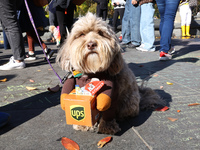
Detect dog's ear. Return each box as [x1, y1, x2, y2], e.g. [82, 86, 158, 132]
[108, 52, 124, 76]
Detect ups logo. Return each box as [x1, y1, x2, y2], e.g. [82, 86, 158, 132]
[70, 105, 85, 121]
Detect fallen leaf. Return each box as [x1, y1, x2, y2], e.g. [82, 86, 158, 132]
[29, 79, 35, 83]
[166, 82, 173, 85]
[37, 70, 41, 72]
[47, 84, 60, 92]
[167, 117, 178, 122]
[0, 78, 7, 82]
[26, 86, 37, 91]
[188, 103, 200, 106]
[48, 68, 53, 70]
[155, 106, 169, 111]
[177, 110, 181, 113]
[97, 136, 112, 148]
[160, 86, 163, 89]
[61, 137, 80, 150]
[153, 74, 158, 77]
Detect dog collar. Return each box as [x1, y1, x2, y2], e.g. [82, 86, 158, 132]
[73, 70, 82, 78]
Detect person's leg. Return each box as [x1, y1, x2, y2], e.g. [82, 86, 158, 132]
[130, 3, 141, 46]
[27, 30, 54, 60]
[25, 31, 37, 60]
[3, 30, 10, 49]
[179, 5, 187, 36]
[65, 2, 75, 32]
[27, 30, 46, 49]
[156, 0, 180, 53]
[186, 5, 192, 37]
[96, 4, 100, 17]
[121, 0, 131, 44]
[26, 31, 35, 53]
[112, 9, 118, 32]
[0, 0, 25, 70]
[102, 9, 108, 21]
[56, 5, 67, 44]
[139, 3, 155, 50]
[0, 0, 25, 61]
[119, 8, 125, 26]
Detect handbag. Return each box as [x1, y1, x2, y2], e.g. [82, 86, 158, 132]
[33, 0, 49, 7]
[189, 0, 197, 7]
[72, 0, 86, 6]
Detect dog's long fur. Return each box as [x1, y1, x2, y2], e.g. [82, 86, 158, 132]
[57, 13, 164, 134]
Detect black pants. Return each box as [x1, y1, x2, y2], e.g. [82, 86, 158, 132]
[112, 8, 125, 32]
[56, 3, 75, 44]
[98, 9, 108, 21]
[0, 0, 25, 60]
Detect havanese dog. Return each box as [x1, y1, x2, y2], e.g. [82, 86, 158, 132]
[56, 12, 164, 135]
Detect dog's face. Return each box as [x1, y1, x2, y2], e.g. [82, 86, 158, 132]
[57, 13, 124, 75]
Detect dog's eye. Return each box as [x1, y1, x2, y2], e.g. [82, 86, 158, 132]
[75, 33, 85, 39]
[98, 30, 104, 36]
[80, 33, 85, 37]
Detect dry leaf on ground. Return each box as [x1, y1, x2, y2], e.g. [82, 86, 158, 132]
[153, 74, 158, 77]
[97, 136, 112, 148]
[26, 86, 37, 91]
[0, 78, 7, 82]
[29, 79, 35, 83]
[177, 110, 181, 112]
[166, 82, 173, 85]
[61, 137, 80, 150]
[47, 84, 60, 92]
[167, 117, 178, 122]
[188, 103, 200, 106]
[155, 106, 169, 111]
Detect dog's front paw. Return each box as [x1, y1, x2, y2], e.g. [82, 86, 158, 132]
[98, 119, 121, 135]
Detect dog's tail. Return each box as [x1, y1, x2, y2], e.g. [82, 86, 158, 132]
[139, 85, 165, 110]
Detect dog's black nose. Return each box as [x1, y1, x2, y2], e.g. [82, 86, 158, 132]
[87, 41, 97, 50]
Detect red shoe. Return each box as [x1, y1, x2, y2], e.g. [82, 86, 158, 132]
[118, 35, 122, 42]
[159, 51, 172, 61]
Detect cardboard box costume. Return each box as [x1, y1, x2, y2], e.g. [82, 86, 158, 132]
[60, 72, 119, 126]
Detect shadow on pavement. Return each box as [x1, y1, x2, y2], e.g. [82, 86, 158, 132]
[0, 91, 61, 135]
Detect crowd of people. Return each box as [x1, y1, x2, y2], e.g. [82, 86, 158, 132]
[0, 0, 198, 127]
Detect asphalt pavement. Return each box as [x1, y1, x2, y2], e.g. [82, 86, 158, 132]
[0, 36, 200, 150]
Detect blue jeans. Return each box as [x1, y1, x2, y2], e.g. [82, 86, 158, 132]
[3, 30, 10, 49]
[121, 0, 141, 46]
[0, 0, 25, 60]
[140, 3, 155, 50]
[156, 0, 180, 53]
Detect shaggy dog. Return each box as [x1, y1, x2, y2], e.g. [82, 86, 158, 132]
[56, 13, 163, 135]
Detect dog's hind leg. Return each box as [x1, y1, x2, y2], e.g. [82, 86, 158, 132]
[117, 92, 140, 120]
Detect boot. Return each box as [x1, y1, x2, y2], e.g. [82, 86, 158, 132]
[186, 25, 191, 37]
[181, 25, 186, 37]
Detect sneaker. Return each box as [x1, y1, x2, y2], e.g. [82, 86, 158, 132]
[0, 112, 10, 128]
[120, 42, 129, 46]
[118, 35, 122, 42]
[0, 56, 25, 70]
[44, 48, 55, 60]
[25, 53, 36, 61]
[159, 51, 172, 61]
[127, 43, 137, 48]
[168, 47, 175, 55]
[136, 47, 155, 52]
